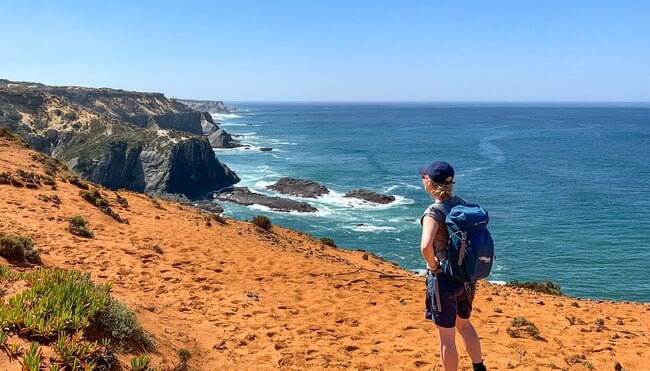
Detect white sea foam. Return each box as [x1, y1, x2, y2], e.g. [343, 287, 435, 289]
[345, 224, 399, 233]
[254, 180, 276, 188]
[211, 113, 241, 120]
[248, 204, 272, 212]
[488, 280, 507, 285]
[479, 134, 507, 164]
[220, 123, 261, 127]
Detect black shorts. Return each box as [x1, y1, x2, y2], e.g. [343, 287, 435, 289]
[425, 271, 476, 328]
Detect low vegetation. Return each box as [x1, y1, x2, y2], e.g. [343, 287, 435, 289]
[251, 215, 272, 231]
[130, 355, 152, 371]
[116, 192, 129, 208]
[175, 348, 191, 371]
[68, 215, 94, 238]
[0, 126, 28, 147]
[507, 316, 542, 340]
[319, 237, 337, 247]
[150, 197, 164, 209]
[31, 152, 69, 176]
[37, 193, 62, 205]
[211, 213, 227, 224]
[0, 169, 55, 189]
[0, 232, 40, 264]
[68, 175, 90, 190]
[94, 298, 155, 351]
[0, 266, 153, 369]
[506, 280, 562, 296]
[80, 188, 127, 223]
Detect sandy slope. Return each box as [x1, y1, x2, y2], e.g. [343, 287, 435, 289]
[0, 135, 648, 370]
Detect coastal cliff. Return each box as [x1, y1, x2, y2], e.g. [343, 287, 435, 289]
[0, 80, 239, 196]
[177, 99, 230, 114]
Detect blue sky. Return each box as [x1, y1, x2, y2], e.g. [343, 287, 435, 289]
[1, 1, 649, 101]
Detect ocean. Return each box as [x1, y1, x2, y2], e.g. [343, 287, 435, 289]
[212, 103, 650, 302]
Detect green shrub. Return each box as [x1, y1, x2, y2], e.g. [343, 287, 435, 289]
[0, 232, 40, 264]
[251, 215, 272, 231]
[130, 355, 152, 371]
[116, 193, 129, 208]
[23, 342, 42, 371]
[319, 237, 336, 247]
[211, 214, 227, 224]
[37, 194, 61, 205]
[53, 330, 115, 370]
[94, 298, 155, 351]
[0, 171, 12, 185]
[80, 189, 127, 223]
[506, 280, 562, 296]
[68, 176, 89, 190]
[15, 169, 42, 189]
[31, 153, 69, 176]
[1, 269, 111, 338]
[150, 197, 163, 209]
[174, 348, 191, 370]
[69, 216, 94, 238]
[507, 316, 541, 339]
[80, 189, 109, 207]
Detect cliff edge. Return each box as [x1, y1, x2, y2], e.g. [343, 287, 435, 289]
[0, 80, 239, 196]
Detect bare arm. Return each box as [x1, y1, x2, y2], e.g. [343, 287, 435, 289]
[420, 215, 440, 270]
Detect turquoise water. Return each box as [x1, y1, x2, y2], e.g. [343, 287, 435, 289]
[213, 103, 650, 302]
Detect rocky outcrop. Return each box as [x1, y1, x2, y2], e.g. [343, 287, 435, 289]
[200, 112, 218, 135]
[0, 81, 240, 197]
[177, 99, 230, 114]
[2, 82, 243, 142]
[215, 187, 318, 213]
[267, 177, 330, 198]
[208, 129, 244, 149]
[344, 189, 395, 204]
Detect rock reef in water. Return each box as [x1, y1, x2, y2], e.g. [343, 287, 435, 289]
[344, 189, 395, 204]
[267, 177, 330, 198]
[215, 187, 318, 213]
[0, 79, 240, 197]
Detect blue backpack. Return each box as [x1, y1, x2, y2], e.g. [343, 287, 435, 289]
[433, 203, 495, 283]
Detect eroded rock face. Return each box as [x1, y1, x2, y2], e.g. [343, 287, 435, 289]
[215, 187, 318, 213]
[208, 129, 243, 149]
[0, 81, 240, 197]
[266, 177, 330, 198]
[344, 189, 395, 204]
[177, 99, 230, 114]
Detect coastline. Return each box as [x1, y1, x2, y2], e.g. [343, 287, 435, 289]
[208, 104, 650, 303]
[0, 135, 648, 369]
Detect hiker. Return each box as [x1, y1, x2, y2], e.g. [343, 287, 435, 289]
[419, 161, 487, 371]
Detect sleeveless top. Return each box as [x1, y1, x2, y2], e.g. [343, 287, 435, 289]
[420, 196, 466, 263]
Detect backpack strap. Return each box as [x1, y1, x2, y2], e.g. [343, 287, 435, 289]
[458, 232, 468, 266]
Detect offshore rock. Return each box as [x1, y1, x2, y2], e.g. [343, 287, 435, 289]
[215, 187, 318, 213]
[200, 112, 218, 135]
[267, 177, 330, 198]
[344, 189, 395, 204]
[208, 129, 243, 149]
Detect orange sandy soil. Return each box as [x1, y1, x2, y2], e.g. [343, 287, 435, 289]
[0, 135, 648, 370]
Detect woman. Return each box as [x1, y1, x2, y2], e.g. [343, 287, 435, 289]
[419, 161, 487, 371]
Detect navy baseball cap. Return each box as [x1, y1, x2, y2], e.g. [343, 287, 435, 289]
[419, 161, 455, 184]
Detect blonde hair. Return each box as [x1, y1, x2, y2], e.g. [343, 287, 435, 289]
[423, 179, 454, 201]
